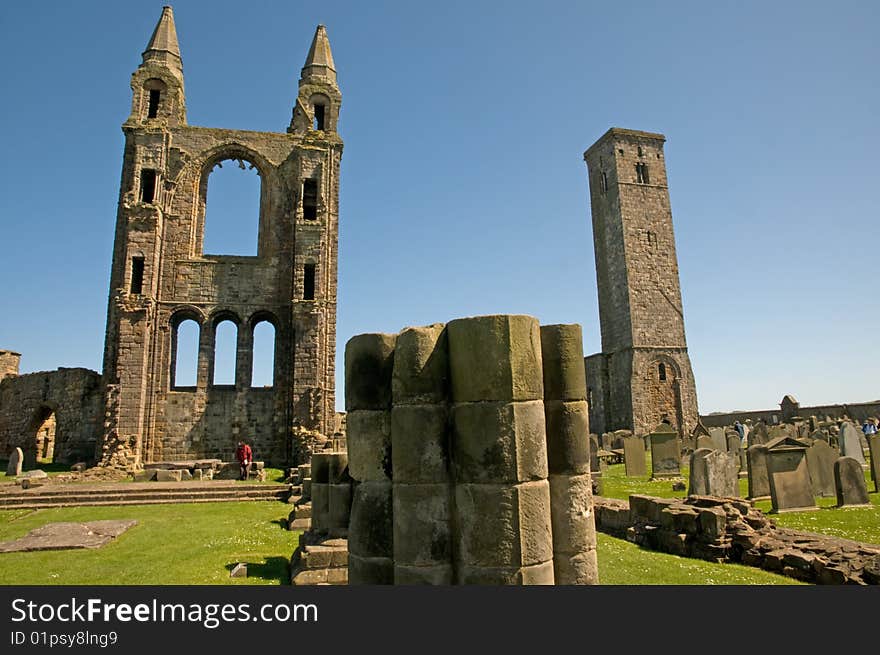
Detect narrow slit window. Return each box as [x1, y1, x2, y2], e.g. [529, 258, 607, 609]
[636, 163, 650, 184]
[659, 363, 667, 381]
[140, 169, 157, 203]
[303, 179, 318, 220]
[130, 256, 144, 294]
[147, 89, 161, 118]
[601, 172, 608, 194]
[313, 104, 325, 130]
[303, 263, 316, 300]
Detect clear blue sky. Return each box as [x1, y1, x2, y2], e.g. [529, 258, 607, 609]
[1, 1, 877, 414]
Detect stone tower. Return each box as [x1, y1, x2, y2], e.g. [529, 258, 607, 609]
[99, 7, 342, 466]
[583, 128, 698, 436]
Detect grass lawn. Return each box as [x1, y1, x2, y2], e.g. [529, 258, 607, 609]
[0, 502, 297, 585]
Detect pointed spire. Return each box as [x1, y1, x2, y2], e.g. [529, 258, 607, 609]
[301, 25, 337, 85]
[142, 6, 182, 75]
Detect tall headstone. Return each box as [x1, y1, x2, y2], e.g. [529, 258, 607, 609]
[766, 436, 817, 513]
[708, 427, 726, 452]
[589, 435, 600, 475]
[750, 422, 769, 446]
[622, 435, 646, 477]
[834, 457, 870, 508]
[726, 434, 743, 470]
[6, 447, 23, 477]
[696, 435, 713, 451]
[805, 439, 837, 498]
[688, 448, 739, 497]
[839, 422, 866, 466]
[649, 424, 681, 479]
[746, 445, 771, 500]
[869, 434, 880, 494]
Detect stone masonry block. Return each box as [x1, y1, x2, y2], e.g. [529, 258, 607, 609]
[391, 404, 449, 484]
[452, 400, 548, 484]
[327, 483, 353, 531]
[539, 324, 587, 402]
[347, 554, 394, 585]
[345, 333, 396, 411]
[548, 473, 597, 553]
[392, 483, 452, 566]
[348, 480, 393, 558]
[458, 560, 555, 585]
[391, 324, 448, 405]
[394, 564, 454, 585]
[553, 550, 599, 585]
[454, 480, 553, 568]
[310, 483, 329, 531]
[447, 315, 544, 403]
[346, 410, 391, 482]
[544, 400, 591, 475]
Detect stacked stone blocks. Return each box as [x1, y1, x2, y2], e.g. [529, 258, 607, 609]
[345, 315, 598, 585]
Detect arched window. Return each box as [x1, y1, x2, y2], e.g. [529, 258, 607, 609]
[212, 320, 238, 385]
[658, 363, 667, 381]
[172, 318, 200, 388]
[251, 320, 276, 388]
[202, 158, 261, 256]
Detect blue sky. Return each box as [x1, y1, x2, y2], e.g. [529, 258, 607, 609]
[0, 1, 877, 414]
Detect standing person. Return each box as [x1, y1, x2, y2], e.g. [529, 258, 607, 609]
[862, 420, 877, 438]
[734, 420, 745, 443]
[236, 440, 253, 481]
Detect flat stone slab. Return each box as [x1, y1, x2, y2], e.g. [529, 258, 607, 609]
[0, 520, 137, 553]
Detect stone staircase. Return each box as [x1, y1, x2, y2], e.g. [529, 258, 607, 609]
[0, 481, 291, 510]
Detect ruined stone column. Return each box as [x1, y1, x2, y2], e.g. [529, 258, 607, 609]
[345, 333, 396, 584]
[391, 324, 453, 584]
[447, 315, 554, 584]
[540, 324, 599, 585]
[309, 451, 350, 535]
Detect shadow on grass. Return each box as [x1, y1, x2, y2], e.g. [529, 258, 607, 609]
[269, 518, 288, 530]
[225, 557, 290, 585]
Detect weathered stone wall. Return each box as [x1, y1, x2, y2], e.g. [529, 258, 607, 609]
[99, 11, 341, 466]
[583, 128, 699, 438]
[0, 368, 102, 466]
[593, 494, 880, 585]
[0, 350, 21, 382]
[702, 400, 880, 429]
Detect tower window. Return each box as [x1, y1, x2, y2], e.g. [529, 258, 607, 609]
[646, 230, 654, 245]
[303, 179, 318, 220]
[303, 263, 316, 300]
[140, 169, 157, 203]
[313, 103, 326, 131]
[638, 146, 643, 157]
[636, 163, 650, 184]
[659, 363, 667, 381]
[130, 256, 144, 294]
[601, 172, 608, 194]
[587, 387, 593, 406]
[147, 90, 161, 118]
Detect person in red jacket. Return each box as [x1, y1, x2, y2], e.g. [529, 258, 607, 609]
[236, 441, 253, 481]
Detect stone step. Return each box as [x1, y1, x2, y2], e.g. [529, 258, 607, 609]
[0, 496, 289, 510]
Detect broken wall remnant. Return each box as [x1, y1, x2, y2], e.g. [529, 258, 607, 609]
[344, 315, 598, 585]
[99, 7, 342, 467]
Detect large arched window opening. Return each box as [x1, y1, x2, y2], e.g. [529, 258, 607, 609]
[251, 320, 276, 388]
[172, 318, 200, 389]
[202, 158, 261, 256]
[212, 319, 238, 386]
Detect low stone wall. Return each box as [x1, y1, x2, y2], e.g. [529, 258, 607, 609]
[593, 494, 880, 585]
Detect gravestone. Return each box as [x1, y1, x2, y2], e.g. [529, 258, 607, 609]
[726, 434, 743, 470]
[688, 448, 738, 497]
[746, 445, 771, 499]
[810, 429, 829, 443]
[808, 416, 819, 432]
[805, 439, 836, 498]
[6, 447, 23, 477]
[750, 423, 769, 446]
[838, 422, 866, 465]
[601, 432, 614, 451]
[696, 435, 713, 451]
[622, 435, 646, 477]
[708, 427, 726, 452]
[869, 435, 880, 493]
[768, 424, 794, 441]
[834, 457, 870, 507]
[766, 436, 816, 513]
[589, 434, 600, 474]
[649, 424, 681, 479]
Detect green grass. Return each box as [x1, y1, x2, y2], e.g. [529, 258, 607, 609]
[0, 502, 297, 585]
[595, 533, 803, 585]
